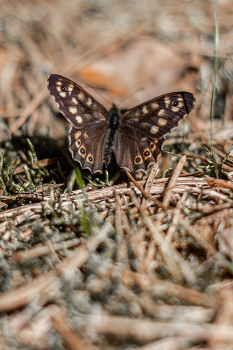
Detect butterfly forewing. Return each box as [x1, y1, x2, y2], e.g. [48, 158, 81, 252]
[47, 74, 108, 129]
[122, 92, 195, 140]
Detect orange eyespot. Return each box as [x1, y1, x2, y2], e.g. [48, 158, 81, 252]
[88, 155, 93, 163]
[80, 146, 86, 156]
[135, 156, 142, 164]
[150, 143, 156, 151]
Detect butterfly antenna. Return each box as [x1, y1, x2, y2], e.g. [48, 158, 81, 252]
[84, 83, 144, 109]
[116, 87, 144, 109]
[83, 84, 114, 106]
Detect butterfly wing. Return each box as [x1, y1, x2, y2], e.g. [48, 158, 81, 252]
[68, 124, 109, 173]
[47, 74, 108, 127]
[47, 74, 109, 173]
[114, 92, 195, 173]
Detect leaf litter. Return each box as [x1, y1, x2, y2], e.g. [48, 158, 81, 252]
[0, 0, 233, 349]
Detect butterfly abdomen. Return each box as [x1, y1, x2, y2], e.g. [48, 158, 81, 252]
[104, 104, 121, 165]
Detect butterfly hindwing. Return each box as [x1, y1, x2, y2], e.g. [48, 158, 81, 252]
[69, 123, 109, 173]
[114, 129, 165, 173]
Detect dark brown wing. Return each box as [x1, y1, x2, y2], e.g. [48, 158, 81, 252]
[114, 92, 195, 173]
[47, 74, 108, 129]
[68, 124, 109, 173]
[47, 74, 109, 173]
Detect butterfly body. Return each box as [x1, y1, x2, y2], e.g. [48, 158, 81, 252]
[47, 74, 195, 174]
[108, 104, 121, 130]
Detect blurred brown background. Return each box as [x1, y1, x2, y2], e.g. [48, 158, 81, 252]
[0, 0, 232, 143]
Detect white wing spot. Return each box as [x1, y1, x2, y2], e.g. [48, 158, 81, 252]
[56, 81, 62, 86]
[158, 109, 165, 116]
[67, 85, 74, 92]
[151, 126, 159, 134]
[164, 96, 170, 108]
[86, 98, 92, 106]
[59, 92, 66, 98]
[171, 106, 179, 112]
[178, 101, 184, 108]
[142, 105, 148, 114]
[151, 102, 159, 110]
[76, 115, 83, 123]
[75, 131, 81, 139]
[157, 118, 167, 126]
[56, 86, 62, 92]
[72, 97, 78, 105]
[69, 107, 77, 114]
[78, 92, 85, 101]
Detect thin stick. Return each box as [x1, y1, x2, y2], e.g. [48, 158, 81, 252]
[142, 163, 159, 208]
[209, 0, 219, 161]
[180, 219, 233, 274]
[125, 170, 162, 207]
[162, 155, 186, 209]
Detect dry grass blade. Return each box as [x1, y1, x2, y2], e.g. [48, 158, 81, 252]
[144, 163, 159, 193]
[125, 170, 164, 207]
[13, 238, 80, 262]
[136, 337, 194, 350]
[0, 273, 59, 313]
[204, 176, 233, 189]
[8, 88, 48, 136]
[162, 155, 186, 209]
[86, 315, 233, 343]
[142, 162, 159, 208]
[115, 195, 130, 266]
[140, 208, 183, 282]
[180, 219, 233, 274]
[51, 310, 95, 350]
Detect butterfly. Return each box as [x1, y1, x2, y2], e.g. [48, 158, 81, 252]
[47, 74, 195, 174]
